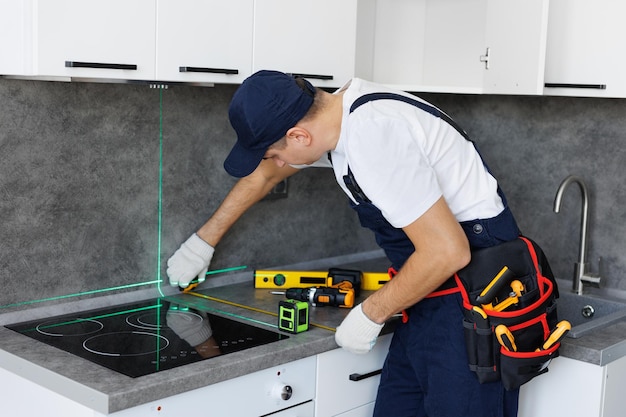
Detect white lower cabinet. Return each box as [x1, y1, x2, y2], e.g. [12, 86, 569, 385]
[0, 356, 317, 416]
[271, 401, 315, 417]
[315, 334, 392, 417]
[335, 402, 375, 417]
[519, 353, 626, 417]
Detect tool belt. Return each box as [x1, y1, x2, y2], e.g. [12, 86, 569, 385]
[454, 236, 560, 390]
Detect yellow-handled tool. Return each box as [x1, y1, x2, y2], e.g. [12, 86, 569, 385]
[495, 324, 517, 352]
[476, 266, 516, 305]
[510, 280, 525, 297]
[471, 306, 490, 329]
[536, 320, 571, 351]
[483, 280, 526, 312]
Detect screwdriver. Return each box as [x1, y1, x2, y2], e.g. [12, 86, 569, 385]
[271, 286, 355, 308]
[536, 320, 571, 351]
[495, 324, 517, 352]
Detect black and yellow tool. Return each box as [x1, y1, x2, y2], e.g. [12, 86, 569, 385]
[278, 299, 309, 334]
[471, 306, 490, 329]
[495, 324, 517, 352]
[475, 266, 517, 305]
[536, 320, 571, 351]
[486, 279, 526, 312]
[254, 267, 389, 292]
[272, 286, 355, 308]
[510, 280, 525, 298]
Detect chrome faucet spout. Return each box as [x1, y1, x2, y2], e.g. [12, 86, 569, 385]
[553, 175, 599, 295]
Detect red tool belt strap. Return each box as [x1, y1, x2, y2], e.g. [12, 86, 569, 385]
[388, 268, 460, 323]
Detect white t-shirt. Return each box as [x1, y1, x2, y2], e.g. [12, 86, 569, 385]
[325, 78, 504, 229]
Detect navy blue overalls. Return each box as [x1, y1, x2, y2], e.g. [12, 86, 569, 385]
[342, 93, 521, 417]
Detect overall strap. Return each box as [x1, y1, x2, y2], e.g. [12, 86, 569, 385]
[345, 92, 508, 207]
[349, 92, 471, 141]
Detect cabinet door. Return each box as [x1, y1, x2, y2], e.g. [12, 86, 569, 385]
[156, 0, 253, 84]
[34, 0, 156, 80]
[518, 357, 604, 417]
[601, 354, 626, 417]
[483, 0, 548, 95]
[0, 0, 31, 75]
[372, 0, 484, 93]
[372, 0, 548, 95]
[544, 0, 626, 98]
[315, 334, 391, 417]
[335, 402, 375, 417]
[252, 0, 373, 88]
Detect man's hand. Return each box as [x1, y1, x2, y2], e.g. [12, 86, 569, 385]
[335, 303, 384, 354]
[167, 233, 215, 288]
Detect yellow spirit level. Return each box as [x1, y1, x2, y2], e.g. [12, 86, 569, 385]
[278, 299, 309, 334]
[255, 268, 389, 291]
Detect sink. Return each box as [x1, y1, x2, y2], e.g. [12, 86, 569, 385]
[556, 291, 626, 338]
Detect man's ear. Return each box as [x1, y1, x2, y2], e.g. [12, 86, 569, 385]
[286, 126, 312, 145]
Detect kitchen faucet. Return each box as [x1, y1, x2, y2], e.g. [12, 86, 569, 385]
[553, 175, 601, 295]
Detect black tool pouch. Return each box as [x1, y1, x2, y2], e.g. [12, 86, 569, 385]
[455, 236, 560, 390]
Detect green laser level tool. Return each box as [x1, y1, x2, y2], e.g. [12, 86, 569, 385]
[278, 299, 309, 334]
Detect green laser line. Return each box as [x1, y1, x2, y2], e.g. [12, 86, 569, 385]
[3, 90, 246, 312]
[165, 296, 278, 329]
[2, 88, 168, 310]
[157, 87, 165, 298]
[0, 280, 161, 310]
[206, 265, 248, 276]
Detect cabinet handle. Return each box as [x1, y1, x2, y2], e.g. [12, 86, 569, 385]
[65, 61, 137, 70]
[479, 47, 490, 70]
[289, 73, 334, 81]
[349, 369, 382, 382]
[544, 83, 606, 90]
[179, 66, 239, 75]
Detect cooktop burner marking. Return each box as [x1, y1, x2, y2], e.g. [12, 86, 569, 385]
[36, 318, 104, 337]
[83, 331, 170, 357]
[127, 310, 203, 330]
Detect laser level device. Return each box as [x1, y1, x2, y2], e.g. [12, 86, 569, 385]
[278, 299, 309, 334]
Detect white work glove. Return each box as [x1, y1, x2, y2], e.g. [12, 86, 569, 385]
[167, 233, 215, 288]
[166, 306, 213, 347]
[335, 303, 384, 354]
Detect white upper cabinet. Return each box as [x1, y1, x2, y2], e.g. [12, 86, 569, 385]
[0, 0, 31, 75]
[544, 0, 626, 98]
[252, 0, 375, 88]
[483, 0, 548, 94]
[32, 0, 156, 80]
[155, 0, 253, 84]
[372, 0, 548, 95]
[372, 0, 485, 94]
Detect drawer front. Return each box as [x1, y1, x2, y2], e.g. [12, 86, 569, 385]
[315, 333, 392, 417]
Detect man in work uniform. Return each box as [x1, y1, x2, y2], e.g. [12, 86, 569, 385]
[167, 70, 521, 416]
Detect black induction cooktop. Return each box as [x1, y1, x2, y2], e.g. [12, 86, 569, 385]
[6, 298, 288, 378]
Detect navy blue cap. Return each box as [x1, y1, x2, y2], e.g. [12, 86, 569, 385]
[224, 70, 316, 178]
